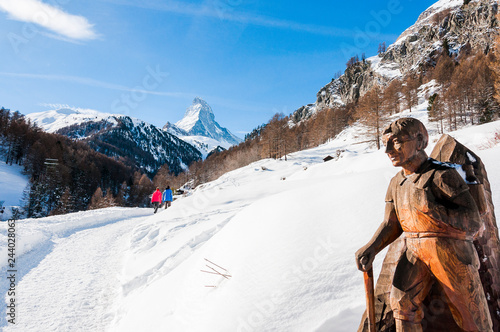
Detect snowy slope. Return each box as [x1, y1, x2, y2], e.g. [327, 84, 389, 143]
[2, 95, 500, 331]
[427, 0, 463, 12]
[0, 162, 28, 220]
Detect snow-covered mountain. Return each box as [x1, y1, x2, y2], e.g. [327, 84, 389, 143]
[26, 99, 243, 168]
[26, 108, 116, 133]
[164, 97, 242, 156]
[26, 108, 202, 175]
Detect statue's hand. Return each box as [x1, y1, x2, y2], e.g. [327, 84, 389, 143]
[355, 246, 375, 272]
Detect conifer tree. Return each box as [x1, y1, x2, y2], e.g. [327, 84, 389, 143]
[27, 179, 50, 217]
[472, 54, 497, 123]
[442, 87, 461, 131]
[50, 187, 73, 215]
[378, 42, 386, 55]
[259, 113, 287, 159]
[450, 56, 475, 123]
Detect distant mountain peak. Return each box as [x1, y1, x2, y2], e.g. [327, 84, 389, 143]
[176, 97, 214, 133]
[173, 98, 241, 148]
[192, 97, 212, 112]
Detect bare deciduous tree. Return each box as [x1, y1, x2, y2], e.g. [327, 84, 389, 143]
[356, 85, 387, 149]
[403, 75, 420, 112]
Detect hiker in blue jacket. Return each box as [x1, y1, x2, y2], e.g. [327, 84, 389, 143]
[162, 186, 173, 209]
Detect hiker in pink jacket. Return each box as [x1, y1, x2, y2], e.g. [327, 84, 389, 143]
[151, 187, 162, 213]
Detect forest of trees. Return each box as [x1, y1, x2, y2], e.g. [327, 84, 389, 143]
[428, 51, 498, 131]
[0, 109, 166, 217]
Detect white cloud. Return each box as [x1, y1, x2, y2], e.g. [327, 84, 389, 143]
[0, 0, 97, 40]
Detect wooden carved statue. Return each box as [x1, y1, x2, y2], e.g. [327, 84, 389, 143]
[355, 118, 499, 332]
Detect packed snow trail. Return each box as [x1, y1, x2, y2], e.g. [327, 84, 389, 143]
[0, 208, 151, 331]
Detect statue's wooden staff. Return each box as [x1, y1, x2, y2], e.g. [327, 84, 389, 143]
[363, 266, 376, 332]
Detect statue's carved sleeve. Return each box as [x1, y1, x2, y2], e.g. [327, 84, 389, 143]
[431, 168, 481, 234]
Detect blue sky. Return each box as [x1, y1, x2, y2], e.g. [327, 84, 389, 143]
[0, 0, 437, 137]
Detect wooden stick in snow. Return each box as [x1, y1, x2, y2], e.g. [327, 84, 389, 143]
[205, 258, 229, 272]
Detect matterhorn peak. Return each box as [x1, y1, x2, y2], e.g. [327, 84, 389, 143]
[179, 97, 215, 129]
[192, 97, 212, 111]
[174, 98, 241, 147]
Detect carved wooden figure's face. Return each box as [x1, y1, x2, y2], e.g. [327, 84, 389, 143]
[382, 133, 419, 168]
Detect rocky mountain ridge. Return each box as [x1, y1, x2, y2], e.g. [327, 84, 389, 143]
[307, 0, 499, 116]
